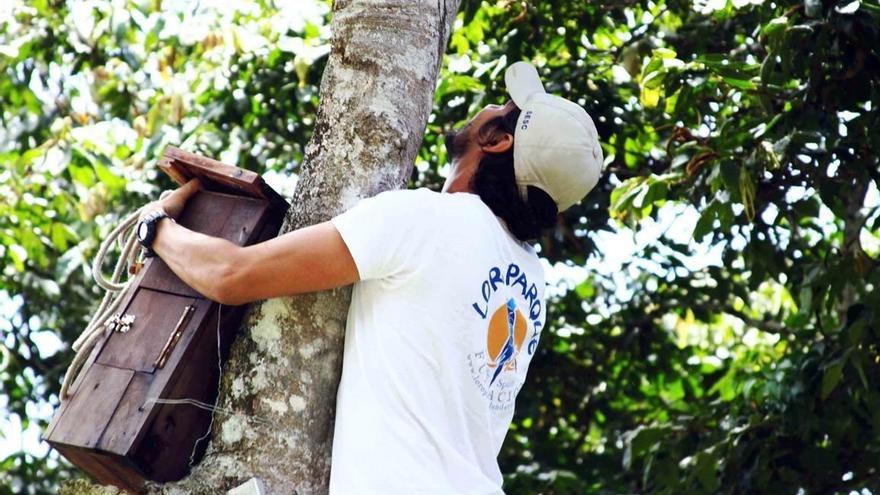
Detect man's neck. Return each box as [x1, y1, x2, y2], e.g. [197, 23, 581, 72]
[442, 152, 481, 194]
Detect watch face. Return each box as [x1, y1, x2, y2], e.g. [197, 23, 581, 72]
[137, 221, 149, 241]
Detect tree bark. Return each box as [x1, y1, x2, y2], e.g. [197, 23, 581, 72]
[157, 1, 460, 493]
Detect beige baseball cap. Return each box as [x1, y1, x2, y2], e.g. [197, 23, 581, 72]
[504, 61, 604, 212]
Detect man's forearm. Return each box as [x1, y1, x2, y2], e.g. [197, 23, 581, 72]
[151, 219, 240, 303]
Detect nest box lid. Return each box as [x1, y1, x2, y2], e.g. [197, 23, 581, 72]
[158, 146, 289, 213]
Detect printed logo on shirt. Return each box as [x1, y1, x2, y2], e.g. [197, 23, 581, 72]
[487, 298, 527, 386]
[467, 263, 544, 412]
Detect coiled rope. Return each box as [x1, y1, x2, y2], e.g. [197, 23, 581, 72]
[60, 191, 172, 399]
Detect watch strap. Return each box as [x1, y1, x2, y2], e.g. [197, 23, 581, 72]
[138, 210, 173, 257]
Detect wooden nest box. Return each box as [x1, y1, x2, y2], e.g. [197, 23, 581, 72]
[43, 147, 289, 492]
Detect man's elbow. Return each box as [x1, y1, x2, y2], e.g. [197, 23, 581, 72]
[210, 252, 251, 306]
[212, 284, 245, 306]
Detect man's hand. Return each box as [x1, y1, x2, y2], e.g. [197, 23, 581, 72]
[139, 178, 202, 221]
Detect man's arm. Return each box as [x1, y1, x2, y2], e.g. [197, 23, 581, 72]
[153, 220, 359, 305]
[147, 184, 359, 305]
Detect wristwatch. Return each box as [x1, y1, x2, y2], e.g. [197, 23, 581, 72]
[136, 210, 174, 258]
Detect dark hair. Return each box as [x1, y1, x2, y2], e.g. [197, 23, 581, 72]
[471, 107, 558, 242]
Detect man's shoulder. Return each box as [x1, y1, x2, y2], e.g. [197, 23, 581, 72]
[359, 188, 440, 216]
[371, 188, 483, 211]
[381, 187, 478, 203]
[373, 187, 440, 202]
[354, 189, 495, 233]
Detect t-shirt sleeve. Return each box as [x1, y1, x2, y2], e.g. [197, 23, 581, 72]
[330, 189, 440, 281]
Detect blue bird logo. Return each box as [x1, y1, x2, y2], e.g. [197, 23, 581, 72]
[489, 298, 520, 387]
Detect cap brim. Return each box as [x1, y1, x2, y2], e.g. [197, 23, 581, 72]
[505, 62, 545, 108]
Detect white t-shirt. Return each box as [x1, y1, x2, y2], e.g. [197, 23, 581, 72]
[328, 188, 547, 494]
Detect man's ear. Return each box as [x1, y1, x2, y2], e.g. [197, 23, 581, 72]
[481, 132, 513, 154]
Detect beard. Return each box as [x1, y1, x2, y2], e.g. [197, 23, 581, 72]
[444, 124, 472, 161]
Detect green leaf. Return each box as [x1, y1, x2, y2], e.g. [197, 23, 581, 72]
[641, 180, 668, 207]
[8, 244, 27, 272]
[610, 177, 646, 217]
[846, 317, 867, 345]
[93, 158, 126, 193]
[853, 359, 869, 390]
[50, 224, 72, 251]
[623, 426, 667, 469]
[708, 367, 737, 401]
[762, 16, 789, 36]
[575, 280, 595, 298]
[694, 449, 721, 492]
[653, 47, 677, 59]
[721, 75, 756, 90]
[641, 85, 661, 108]
[67, 162, 96, 187]
[820, 359, 845, 401]
[694, 200, 719, 242]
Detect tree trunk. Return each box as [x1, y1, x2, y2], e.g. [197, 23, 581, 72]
[157, 1, 460, 493]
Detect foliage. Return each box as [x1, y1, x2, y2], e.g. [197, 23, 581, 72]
[442, 0, 880, 493]
[2, 0, 880, 493]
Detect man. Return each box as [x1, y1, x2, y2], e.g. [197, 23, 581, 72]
[136, 62, 602, 493]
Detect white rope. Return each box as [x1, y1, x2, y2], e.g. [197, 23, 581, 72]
[61, 192, 172, 399]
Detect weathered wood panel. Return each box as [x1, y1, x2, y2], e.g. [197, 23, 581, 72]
[96, 290, 199, 373]
[48, 364, 134, 449]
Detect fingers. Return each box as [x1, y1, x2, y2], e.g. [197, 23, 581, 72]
[138, 201, 167, 221]
[170, 177, 202, 203]
[181, 177, 202, 194]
